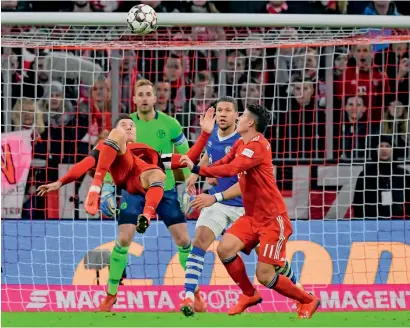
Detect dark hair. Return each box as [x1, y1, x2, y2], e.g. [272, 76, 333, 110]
[216, 96, 238, 112]
[114, 114, 133, 127]
[247, 103, 271, 133]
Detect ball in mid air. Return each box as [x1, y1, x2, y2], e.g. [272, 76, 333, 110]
[127, 4, 158, 35]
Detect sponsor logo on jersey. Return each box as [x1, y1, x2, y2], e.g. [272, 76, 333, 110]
[241, 148, 254, 158]
[120, 202, 128, 210]
[156, 130, 166, 139]
[225, 146, 231, 154]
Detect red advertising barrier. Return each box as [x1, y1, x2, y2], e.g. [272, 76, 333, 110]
[2, 284, 410, 312]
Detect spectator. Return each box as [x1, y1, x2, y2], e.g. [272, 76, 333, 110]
[224, 49, 247, 97]
[353, 135, 410, 219]
[364, 0, 400, 16]
[238, 79, 262, 113]
[334, 95, 371, 160]
[336, 44, 390, 121]
[371, 100, 410, 159]
[265, 1, 290, 14]
[11, 97, 48, 219]
[374, 41, 409, 106]
[39, 81, 74, 127]
[294, 47, 320, 81]
[120, 50, 137, 112]
[182, 0, 218, 13]
[11, 98, 45, 137]
[319, 46, 348, 110]
[277, 77, 326, 159]
[163, 54, 192, 110]
[139, 0, 168, 13]
[154, 80, 174, 114]
[363, 1, 401, 52]
[1, 49, 23, 112]
[78, 78, 112, 145]
[178, 71, 216, 139]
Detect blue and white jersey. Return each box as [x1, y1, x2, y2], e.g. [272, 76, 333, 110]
[206, 126, 243, 207]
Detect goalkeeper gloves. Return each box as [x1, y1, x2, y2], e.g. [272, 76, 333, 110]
[100, 183, 117, 218]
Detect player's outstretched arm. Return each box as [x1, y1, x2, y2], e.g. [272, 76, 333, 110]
[190, 182, 241, 210]
[162, 107, 215, 170]
[36, 156, 96, 196]
[182, 142, 264, 178]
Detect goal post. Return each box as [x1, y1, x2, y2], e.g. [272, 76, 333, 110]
[1, 12, 410, 313]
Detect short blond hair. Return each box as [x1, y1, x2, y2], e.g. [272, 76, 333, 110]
[134, 79, 154, 93]
[11, 98, 45, 134]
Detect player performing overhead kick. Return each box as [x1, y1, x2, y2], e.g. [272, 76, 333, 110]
[180, 104, 320, 319]
[36, 108, 215, 312]
[180, 99, 303, 317]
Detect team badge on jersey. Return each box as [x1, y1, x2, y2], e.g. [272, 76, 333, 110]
[225, 146, 231, 154]
[157, 130, 166, 138]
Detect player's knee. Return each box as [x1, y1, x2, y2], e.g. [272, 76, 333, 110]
[108, 128, 127, 144]
[192, 226, 215, 250]
[117, 234, 132, 247]
[255, 265, 274, 286]
[168, 223, 190, 247]
[117, 225, 135, 247]
[148, 169, 166, 184]
[217, 241, 235, 260]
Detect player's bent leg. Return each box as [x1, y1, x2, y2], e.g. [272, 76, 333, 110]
[255, 259, 319, 318]
[137, 169, 166, 233]
[86, 129, 128, 215]
[254, 246, 303, 290]
[181, 216, 224, 317]
[217, 233, 262, 316]
[168, 222, 192, 266]
[157, 190, 192, 271]
[100, 223, 136, 312]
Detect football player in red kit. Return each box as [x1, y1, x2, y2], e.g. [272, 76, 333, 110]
[180, 104, 320, 319]
[37, 108, 215, 233]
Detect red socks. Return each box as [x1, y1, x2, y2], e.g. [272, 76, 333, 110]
[270, 275, 313, 304]
[143, 182, 164, 217]
[222, 255, 255, 297]
[92, 139, 119, 188]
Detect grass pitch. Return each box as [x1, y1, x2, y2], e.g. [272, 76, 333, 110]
[2, 311, 410, 327]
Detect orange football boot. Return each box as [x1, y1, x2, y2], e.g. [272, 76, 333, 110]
[194, 290, 207, 313]
[84, 188, 100, 216]
[180, 297, 195, 317]
[99, 293, 117, 312]
[297, 295, 320, 319]
[228, 291, 263, 316]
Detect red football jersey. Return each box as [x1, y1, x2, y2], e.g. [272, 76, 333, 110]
[198, 133, 288, 226]
[335, 66, 390, 120]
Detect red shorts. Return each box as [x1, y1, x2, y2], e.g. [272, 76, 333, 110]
[112, 150, 162, 194]
[226, 213, 293, 266]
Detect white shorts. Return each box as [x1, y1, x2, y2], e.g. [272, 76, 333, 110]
[196, 202, 245, 238]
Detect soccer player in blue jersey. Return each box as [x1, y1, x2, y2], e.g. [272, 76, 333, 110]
[180, 97, 303, 317]
[180, 97, 242, 315]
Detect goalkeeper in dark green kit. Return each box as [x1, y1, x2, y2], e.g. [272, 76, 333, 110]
[100, 79, 207, 312]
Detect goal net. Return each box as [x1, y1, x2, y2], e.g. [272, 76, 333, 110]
[1, 13, 410, 313]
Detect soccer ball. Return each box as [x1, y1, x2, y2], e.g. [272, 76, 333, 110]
[127, 4, 158, 35]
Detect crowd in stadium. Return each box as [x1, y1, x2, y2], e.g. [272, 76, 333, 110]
[1, 0, 409, 220]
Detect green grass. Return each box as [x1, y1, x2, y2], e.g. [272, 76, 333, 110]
[2, 311, 410, 327]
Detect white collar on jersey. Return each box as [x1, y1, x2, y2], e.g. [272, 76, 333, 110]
[217, 129, 238, 142]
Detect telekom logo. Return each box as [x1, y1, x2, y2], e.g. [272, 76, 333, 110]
[26, 290, 50, 309]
